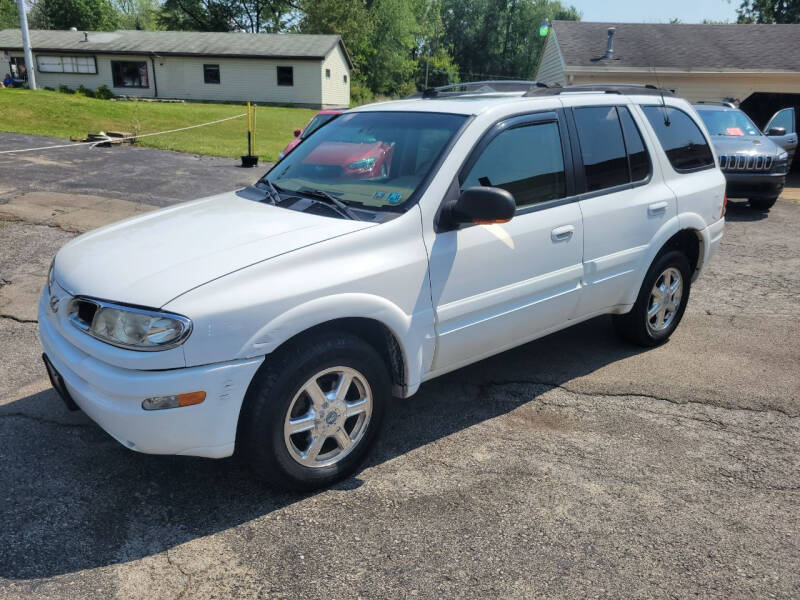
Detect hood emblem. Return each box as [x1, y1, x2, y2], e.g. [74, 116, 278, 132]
[49, 294, 60, 314]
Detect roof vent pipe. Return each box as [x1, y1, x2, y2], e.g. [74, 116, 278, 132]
[83, 31, 88, 42]
[603, 27, 616, 59]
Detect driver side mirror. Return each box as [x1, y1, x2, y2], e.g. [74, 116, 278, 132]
[767, 126, 786, 136]
[293, 129, 302, 137]
[442, 186, 516, 230]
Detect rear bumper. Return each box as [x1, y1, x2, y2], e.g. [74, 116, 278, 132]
[38, 291, 263, 458]
[724, 172, 786, 199]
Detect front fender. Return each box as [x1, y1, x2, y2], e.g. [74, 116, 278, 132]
[242, 293, 434, 393]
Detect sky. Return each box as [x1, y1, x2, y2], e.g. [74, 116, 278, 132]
[566, 0, 740, 23]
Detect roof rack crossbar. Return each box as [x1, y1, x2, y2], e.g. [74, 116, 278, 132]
[406, 80, 552, 99]
[524, 83, 675, 97]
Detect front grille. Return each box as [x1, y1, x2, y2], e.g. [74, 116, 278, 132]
[718, 154, 773, 172]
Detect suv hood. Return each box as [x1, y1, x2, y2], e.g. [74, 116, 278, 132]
[54, 190, 375, 308]
[710, 135, 782, 155]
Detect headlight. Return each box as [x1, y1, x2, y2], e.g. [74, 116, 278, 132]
[347, 157, 376, 170]
[68, 298, 192, 351]
[777, 151, 788, 161]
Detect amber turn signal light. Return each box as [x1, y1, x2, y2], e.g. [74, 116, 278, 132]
[142, 391, 206, 411]
[473, 218, 512, 225]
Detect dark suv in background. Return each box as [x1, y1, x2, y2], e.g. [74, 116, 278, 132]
[694, 102, 796, 211]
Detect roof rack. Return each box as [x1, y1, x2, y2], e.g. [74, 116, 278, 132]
[407, 80, 552, 99]
[524, 83, 675, 97]
[695, 100, 737, 108]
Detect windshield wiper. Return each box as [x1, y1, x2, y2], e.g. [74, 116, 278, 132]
[259, 179, 284, 205]
[298, 188, 359, 220]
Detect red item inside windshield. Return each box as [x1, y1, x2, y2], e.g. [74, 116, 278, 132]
[726, 127, 745, 136]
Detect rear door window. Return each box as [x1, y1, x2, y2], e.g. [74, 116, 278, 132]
[618, 106, 651, 182]
[642, 106, 715, 171]
[573, 106, 629, 192]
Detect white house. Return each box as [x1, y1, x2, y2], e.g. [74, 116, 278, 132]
[0, 29, 352, 108]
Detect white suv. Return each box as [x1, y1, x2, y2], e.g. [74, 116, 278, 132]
[39, 83, 726, 490]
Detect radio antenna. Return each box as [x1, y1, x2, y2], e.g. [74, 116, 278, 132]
[649, 62, 670, 126]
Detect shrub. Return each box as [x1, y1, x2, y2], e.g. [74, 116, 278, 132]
[43, 86, 55, 91]
[94, 85, 113, 100]
[58, 84, 74, 94]
[76, 85, 95, 98]
[349, 79, 374, 107]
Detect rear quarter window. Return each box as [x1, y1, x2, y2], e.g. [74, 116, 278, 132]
[642, 106, 714, 172]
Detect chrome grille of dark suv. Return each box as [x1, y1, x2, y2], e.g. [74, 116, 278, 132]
[718, 154, 773, 172]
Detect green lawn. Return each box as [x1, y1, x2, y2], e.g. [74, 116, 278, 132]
[0, 89, 317, 161]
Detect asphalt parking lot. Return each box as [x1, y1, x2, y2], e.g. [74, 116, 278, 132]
[1, 133, 798, 599]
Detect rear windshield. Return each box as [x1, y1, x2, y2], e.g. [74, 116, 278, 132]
[265, 111, 467, 211]
[695, 108, 760, 137]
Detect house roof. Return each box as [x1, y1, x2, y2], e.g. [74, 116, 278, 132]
[0, 29, 352, 68]
[551, 20, 800, 72]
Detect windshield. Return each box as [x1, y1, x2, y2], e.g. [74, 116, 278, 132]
[264, 111, 467, 210]
[301, 113, 336, 139]
[696, 108, 761, 137]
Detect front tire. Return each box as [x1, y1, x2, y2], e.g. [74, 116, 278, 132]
[612, 250, 691, 347]
[749, 197, 777, 211]
[238, 331, 390, 491]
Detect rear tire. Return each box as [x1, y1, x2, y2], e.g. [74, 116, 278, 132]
[612, 250, 691, 347]
[238, 331, 390, 491]
[749, 197, 777, 211]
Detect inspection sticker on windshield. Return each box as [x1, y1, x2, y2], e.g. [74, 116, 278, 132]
[386, 192, 403, 204]
[726, 127, 744, 136]
[372, 191, 386, 202]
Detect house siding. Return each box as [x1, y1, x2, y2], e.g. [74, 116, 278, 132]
[568, 71, 800, 104]
[7, 49, 353, 107]
[12, 52, 155, 97]
[319, 44, 350, 108]
[536, 32, 566, 85]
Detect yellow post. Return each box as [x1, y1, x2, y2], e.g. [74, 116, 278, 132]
[252, 103, 257, 156]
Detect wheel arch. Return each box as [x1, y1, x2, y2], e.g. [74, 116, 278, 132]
[239, 293, 428, 398]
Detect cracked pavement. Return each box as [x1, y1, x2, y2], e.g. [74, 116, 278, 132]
[0, 133, 798, 599]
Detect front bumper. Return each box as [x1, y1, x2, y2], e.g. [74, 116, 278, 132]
[724, 171, 786, 199]
[38, 289, 263, 458]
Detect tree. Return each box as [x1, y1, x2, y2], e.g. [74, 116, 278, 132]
[28, 0, 118, 30]
[0, 0, 19, 28]
[158, 0, 292, 32]
[737, 0, 800, 23]
[440, 0, 579, 82]
[114, 0, 161, 29]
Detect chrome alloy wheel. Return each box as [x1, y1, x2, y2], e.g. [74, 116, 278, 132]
[647, 267, 683, 333]
[283, 366, 373, 468]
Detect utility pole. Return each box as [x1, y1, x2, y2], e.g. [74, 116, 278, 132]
[16, 0, 36, 90]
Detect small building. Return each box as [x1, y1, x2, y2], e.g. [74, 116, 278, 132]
[0, 28, 352, 108]
[536, 21, 800, 128]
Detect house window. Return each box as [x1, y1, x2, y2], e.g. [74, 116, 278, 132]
[204, 64, 220, 84]
[325, 68, 331, 79]
[37, 55, 97, 74]
[111, 61, 148, 88]
[277, 66, 293, 86]
[343, 74, 348, 84]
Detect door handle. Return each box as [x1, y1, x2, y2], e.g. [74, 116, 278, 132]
[551, 225, 575, 242]
[648, 201, 668, 215]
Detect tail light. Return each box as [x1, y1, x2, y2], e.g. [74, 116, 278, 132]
[721, 194, 727, 218]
